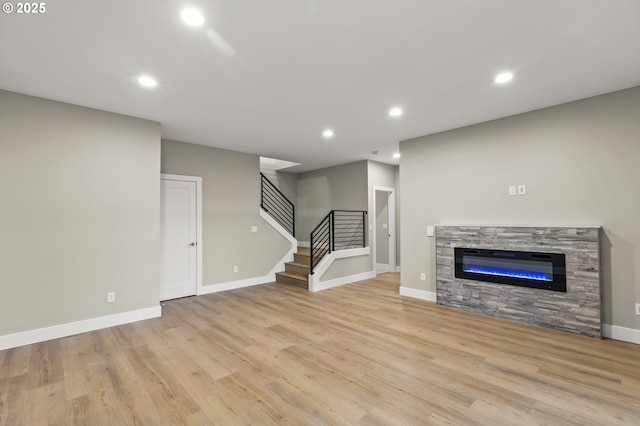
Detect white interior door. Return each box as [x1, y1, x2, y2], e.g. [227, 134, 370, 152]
[160, 179, 197, 301]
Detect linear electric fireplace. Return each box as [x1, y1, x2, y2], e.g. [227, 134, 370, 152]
[454, 248, 566, 292]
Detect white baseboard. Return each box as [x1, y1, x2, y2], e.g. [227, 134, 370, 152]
[297, 241, 310, 248]
[376, 264, 401, 273]
[375, 263, 389, 274]
[602, 324, 640, 345]
[0, 306, 161, 351]
[399, 286, 437, 302]
[197, 210, 296, 296]
[310, 271, 377, 292]
[200, 274, 276, 295]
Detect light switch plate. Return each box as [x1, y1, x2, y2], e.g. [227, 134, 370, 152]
[518, 185, 526, 195]
[427, 226, 434, 237]
[508, 186, 517, 196]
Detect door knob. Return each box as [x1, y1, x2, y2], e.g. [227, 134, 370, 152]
[188, 242, 196, 246]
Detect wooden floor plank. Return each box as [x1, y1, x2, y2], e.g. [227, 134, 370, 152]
[1, 272, 639, 425]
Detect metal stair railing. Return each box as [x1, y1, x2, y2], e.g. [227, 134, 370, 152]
[260, 172, 295, 236]
[310, 210, 367, 275]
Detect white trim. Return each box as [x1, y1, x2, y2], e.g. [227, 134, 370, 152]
[602, 324, 640, 345]
[308, 247, 371, 291]
[297, 241, 310, 248]
[259, 209, 297, 252]
[161, 174, 203, 297]
[399, 286, 437, 302]
[373, 186, 396, 273]
[259, 208, 297, 279]
[199, 274, 276, 294]
[0, 306, 161, 351]
[376, 263, 390, 274]
[310, 271, 377, 292]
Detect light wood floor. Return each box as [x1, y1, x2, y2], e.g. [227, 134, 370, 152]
[1, 273, 640, 425]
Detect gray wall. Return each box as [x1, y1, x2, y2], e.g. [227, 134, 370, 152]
[275, 171, 297, 206]
[320, 255, 373, 282]
[399, 86, 640, 330]
[0, 90, 161, 336]
[296, 161, 368, 241]
[259, 162, 297, 203]
[297, 161, 371, 280]
[161, 140, 290, 286]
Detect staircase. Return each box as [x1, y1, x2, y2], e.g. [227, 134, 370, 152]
[275, 247, 310, 289]
[260, 173, 368, 290]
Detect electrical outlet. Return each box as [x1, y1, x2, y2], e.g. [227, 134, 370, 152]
[508, 186, 517, 196]
[107, 292, 115, 303]
[518, 185, 527, 195]
[635, 303, 640, 316]
[420, 273, 426, 281]
[251, 226, 257, 233]
[233, 266, 238, 273]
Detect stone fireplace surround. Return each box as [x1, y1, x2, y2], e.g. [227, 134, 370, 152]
[436, 226, 601, 338]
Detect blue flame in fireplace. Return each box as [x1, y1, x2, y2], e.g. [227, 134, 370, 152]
[463, 266, 552, 282]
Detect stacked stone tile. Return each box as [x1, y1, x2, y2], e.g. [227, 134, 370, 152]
[436, 226, 601, 338]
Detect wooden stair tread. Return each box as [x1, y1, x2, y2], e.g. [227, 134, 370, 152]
[277, 247, 311, 289]
[275, 271, 308, 289]
[286, 261, 309, 268]
[276, 271, 308, 280]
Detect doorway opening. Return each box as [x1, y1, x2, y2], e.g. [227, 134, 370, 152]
[373, 186, 396, 274]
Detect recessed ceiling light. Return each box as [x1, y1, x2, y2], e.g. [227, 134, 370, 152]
[393, 153, 401, 159]
[137, 75, 157, 88]
[181, 8, 205, 27]
[494, 72, 514, 84]
[323, 129, 334, 138]
[389, 107, 403, 117]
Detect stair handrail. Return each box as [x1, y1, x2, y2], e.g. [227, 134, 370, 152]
[260, 172, 295, 236]
[310, 211, 332, 275]
[310, 209, 367, 275]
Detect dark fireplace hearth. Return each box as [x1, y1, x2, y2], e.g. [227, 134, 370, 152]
[454, 247, 566, 292]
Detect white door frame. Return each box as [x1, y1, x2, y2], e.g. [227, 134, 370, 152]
[160, 173, 203, 296]
[372, 185, 396, 273]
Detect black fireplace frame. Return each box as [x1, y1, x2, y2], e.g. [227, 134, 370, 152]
[454, 247, 567, 292]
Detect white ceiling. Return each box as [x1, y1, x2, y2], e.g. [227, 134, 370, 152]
[2, 0, 639, 173]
